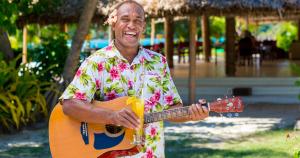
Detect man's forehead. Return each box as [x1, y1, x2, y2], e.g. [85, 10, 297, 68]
[117, 3, 144, 18]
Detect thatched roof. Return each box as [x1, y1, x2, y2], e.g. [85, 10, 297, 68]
[17, 0, 105, 27]
[17, 0, 300, 27]
[136, 0, 300, 17]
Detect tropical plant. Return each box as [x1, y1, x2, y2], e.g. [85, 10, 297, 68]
[28, 29, 69, 82]
[0, 55, 55, 133]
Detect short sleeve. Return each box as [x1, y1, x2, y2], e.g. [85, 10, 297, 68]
[161, 57, 182, 109]
[60, 55, 104, 102]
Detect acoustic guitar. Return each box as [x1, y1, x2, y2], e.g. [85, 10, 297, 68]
[49, 96, 243, 158]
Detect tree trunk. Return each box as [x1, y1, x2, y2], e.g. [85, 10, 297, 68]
[225, 17, 236, 76]
[62, 0, 98, 84]
[164, 16, 174, 68]
[189, 16, 197, 104]
[0, 28, 14, 61]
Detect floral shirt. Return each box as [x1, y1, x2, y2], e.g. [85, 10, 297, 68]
[60, 42, 182, 158]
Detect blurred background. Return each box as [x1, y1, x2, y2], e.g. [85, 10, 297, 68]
[0, 0, 300, 157]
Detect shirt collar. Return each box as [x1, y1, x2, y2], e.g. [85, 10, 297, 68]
[104, 41, 153, 64]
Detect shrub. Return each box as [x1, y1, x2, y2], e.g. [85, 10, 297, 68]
[0, 56, 54, 133]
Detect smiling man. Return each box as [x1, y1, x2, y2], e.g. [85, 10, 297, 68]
[59, 1, 209, 158]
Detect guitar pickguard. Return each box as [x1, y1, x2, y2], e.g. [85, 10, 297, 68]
[93, 132, 125, 150]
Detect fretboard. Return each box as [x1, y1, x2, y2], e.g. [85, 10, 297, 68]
[144, 106, 191, 124]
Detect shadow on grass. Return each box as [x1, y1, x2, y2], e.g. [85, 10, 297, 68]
[0, 143, 50, 158]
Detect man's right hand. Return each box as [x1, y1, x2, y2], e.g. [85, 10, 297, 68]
[111, 108, 140, 130]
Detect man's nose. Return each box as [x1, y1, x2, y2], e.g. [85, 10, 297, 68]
[127, 21, 135, 29]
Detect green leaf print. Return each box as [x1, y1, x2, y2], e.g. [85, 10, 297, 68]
[66, 84, 78, 94]
[128, 89, 135, 96]
[104, 87, 111, 93]
[79, 72, 92, 86]
[147, 84, 155, 94]
[90, 61, 98, 72]
[105, 62, 111, 72]
[121, 75, 127, 84]
[155, 103, 163, 112]
[150, 77, 161, 85]
[145, 63, 154, 71]
[106, 78, 112, 83]
[115, 87, 124, 94]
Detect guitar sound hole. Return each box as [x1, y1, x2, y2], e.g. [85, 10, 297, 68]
[105, 125, 124, 134]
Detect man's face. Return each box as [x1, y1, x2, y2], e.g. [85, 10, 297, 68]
[113, 3, 145, 48]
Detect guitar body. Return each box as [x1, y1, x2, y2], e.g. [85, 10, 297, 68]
[49, 96, 140, 158]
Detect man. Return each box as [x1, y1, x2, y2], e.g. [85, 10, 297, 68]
[60, 1, 209, 157]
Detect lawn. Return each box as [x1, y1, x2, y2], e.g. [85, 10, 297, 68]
[166, 128, 300, 158]
[0, 128, 299, 158]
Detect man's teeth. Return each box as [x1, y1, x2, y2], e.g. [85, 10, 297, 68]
[125, 32, 136, 35]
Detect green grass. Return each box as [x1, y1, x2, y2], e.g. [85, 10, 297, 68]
[166, 128, 300, 158]
[0, 128, 299, 158]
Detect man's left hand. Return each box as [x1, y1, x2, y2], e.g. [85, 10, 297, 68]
[188, 99, 209, 121]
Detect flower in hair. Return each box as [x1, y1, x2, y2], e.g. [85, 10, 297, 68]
[105, 9, 118, 25]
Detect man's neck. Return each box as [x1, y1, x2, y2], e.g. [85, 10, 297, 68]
[114, 40, 139, 64]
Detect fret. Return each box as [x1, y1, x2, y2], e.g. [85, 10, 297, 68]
[144, 106, 192, 124]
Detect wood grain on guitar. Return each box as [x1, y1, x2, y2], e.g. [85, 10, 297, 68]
[49, 96, 244, 158]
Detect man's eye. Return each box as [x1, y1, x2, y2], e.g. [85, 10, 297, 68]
[121, 18, 130, 22]
[135, 20, 143, 24]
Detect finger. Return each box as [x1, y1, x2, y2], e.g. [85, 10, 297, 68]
[189, 104, 196, 120]
[201, 106, 209, 114]
[118, 116, 135, 129]
[122, 110, 139, 128]
[119, 112, 138, 129]
[194, 104, 203, 118]
[124, 108, 140, 123]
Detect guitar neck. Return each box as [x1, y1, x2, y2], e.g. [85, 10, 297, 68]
[143, 103, 210, 124]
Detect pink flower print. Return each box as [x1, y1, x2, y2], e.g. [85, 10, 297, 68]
[118, 62, 127, 72]
[144, 105, 151, 112]
[150, 126, 157, 138]
[139, 56, 145, 64]
[164, 95, 174, 105]
[96, 79, 101, 89]
[105, 45, 113, 51]
[74, 91, 86, 100]
[106, 90, 117, 100]
[154, 90, 161, 101]
[97, 62, 104, 72]
[162, 56, 167, 64]
[75, 69, 82, 77]
[109, 66, 120, 80]
[163, 68, 167, 76]
[145, 98, 156, 110]
[142, 148, 154, 158]
[128, 80, 134, 89]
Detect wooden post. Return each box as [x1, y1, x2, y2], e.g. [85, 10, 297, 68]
[108, 26, 113, 42]
[297, 19, 300, 41]
[64, 24, 68, 33]
[245, 16, 249, 30]
[164, 16, 174, 68]
[189, 16, 197, 104]
[225, 17, 236, 76]
[60, 23, 68, 33]
[202, 15, 211, 62]
[150, 19, 156, 45]
[22, 25, 28, 64]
